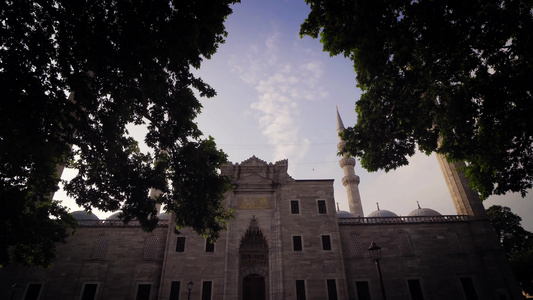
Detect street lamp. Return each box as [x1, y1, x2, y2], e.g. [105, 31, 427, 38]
[368, 241, 387, 300]
[10, 284, 18, 300]
[187, 281, 193, 300]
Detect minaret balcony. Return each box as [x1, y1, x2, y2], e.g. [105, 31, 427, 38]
[342, 175, 360, 186]
[339, 157, 356, 168]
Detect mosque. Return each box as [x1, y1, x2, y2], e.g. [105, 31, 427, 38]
[0, 111, 522, 300]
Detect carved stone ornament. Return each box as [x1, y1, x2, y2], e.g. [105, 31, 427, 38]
[240, 253, 268, 265]
[240, 217, 269, 266]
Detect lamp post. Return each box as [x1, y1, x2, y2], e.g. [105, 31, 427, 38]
[10, 284, 18, 300]
[368, 241, 387, 300]
[187, 281, 193, 300]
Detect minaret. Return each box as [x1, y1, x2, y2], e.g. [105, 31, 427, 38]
[436, 155, 487, 218]
[149, 188, 162, 214]
[337, 108, 364, 217]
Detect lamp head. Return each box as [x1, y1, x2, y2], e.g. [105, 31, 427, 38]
[368, 241, 382, 261]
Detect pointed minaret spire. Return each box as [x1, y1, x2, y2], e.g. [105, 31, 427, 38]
[336, 106, 345, 134]
[336, 108, 364, 217]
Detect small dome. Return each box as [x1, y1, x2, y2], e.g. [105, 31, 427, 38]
[157, 212, 170, 220]
[408, 207, 442, 217]
[106, 212, 121, 220]
[337, 210, 356, 218]
[71, 210, 99, 221]
[367, 209, 398, 218]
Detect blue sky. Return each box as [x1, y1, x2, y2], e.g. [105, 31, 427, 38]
[56, 0, 533, 230]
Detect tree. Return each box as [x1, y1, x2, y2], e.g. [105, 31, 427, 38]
[486, 205, 533, 294]
[0, 0, 238, 268]
[300, 0, 533, 199]
[486, 205, 533, 255]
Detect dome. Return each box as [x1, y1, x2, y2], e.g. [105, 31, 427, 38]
[336, 210, 356, 218]
[106, 212, 121, 220]
[157, 212, 171, 220]
[408, 207, 442, 217]
[71, 210, 99, 221]
[367, 209, 398, 218]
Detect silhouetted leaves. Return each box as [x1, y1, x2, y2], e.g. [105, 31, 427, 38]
[301, 0, 533, 199]
[487, 205, 533, 294]
[1, 0, 238, 267]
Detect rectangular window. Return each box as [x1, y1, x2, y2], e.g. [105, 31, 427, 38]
[81, 283, 98, 300]
[176, 237, 186, 252]
[322, 235, 332, 250]
[170, 281, 180, 300]
[293, 236, 303, 251]
[327, 279, 338, 300]
[201, 281, 212, 300]
[291, 200, 300, 214]
[355, 282, 371, 300]
[205, 238, 215, 252]
[24, 284, 42, 300]
[136, 284, 151, 300]
[317, 200, 327, 214]
[460, 278, 478, 300]
[408, 279, 424, 300]
[296, 280, 306, 300]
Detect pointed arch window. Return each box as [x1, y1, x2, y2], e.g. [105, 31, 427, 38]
[92, 233, 109, 260]
[397, 231, 414, 256]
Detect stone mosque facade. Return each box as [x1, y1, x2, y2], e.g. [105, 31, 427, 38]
[0, 111, 523, 300]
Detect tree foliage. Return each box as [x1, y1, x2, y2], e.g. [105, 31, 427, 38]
[486, 205, 533, 254]
[509, 247, 533, 295]
[0, 0, 238, 268]
[486, 205, 533, 294]
[301, 0, 533, 199]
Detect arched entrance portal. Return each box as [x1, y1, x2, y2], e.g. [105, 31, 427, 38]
[239, 217, 269, 300]
[242, 274, 266, 300]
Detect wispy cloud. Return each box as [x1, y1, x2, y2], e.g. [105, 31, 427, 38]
[252, 70, 308, 160]
[229, 30, 330, 161]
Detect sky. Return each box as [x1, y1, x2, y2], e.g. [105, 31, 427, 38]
[56, 0, 533, 231]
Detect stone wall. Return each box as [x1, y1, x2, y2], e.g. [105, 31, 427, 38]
[339, 219, 521, 300]
[280, 180, 348, 300]
[1, 223, 167, 300]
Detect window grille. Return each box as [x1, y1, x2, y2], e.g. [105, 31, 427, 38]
[348, 233, 364, 257]
[291, 200, 300, 214]
[397, 231, 414, 256]
[446, 230, 463, 254]
[92, 233, 109, 259]
[317, 200, 327, 214]
[143, 234, 159, 260]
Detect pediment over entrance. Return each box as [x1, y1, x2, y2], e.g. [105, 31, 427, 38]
[235, 173, 275, 185]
